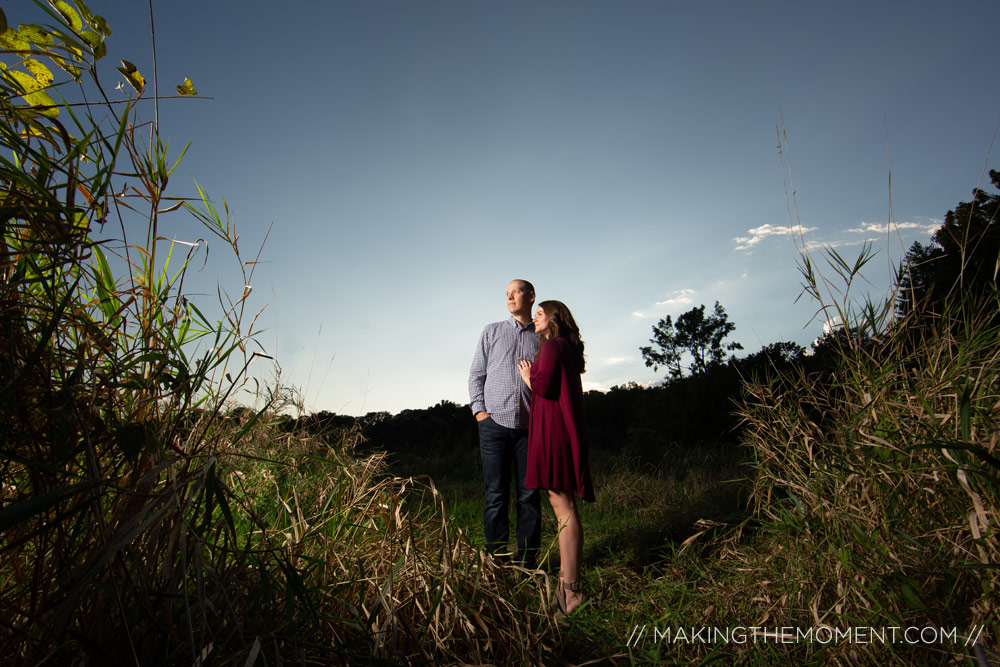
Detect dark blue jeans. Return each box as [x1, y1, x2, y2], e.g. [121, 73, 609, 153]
[478, 417, 541, 569]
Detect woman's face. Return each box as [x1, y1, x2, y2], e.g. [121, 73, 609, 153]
[533, 307, 551, 335]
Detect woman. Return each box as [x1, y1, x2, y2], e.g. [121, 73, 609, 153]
[517, 300, 595, 618]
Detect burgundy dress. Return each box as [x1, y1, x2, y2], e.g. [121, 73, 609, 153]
[526, 338, 596, 501]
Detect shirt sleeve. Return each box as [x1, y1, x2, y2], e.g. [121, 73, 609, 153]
[468, 327, 489, 415]
[529, 339, 561, 400]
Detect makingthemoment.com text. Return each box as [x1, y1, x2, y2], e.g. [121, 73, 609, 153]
[625, 624, 985, 648]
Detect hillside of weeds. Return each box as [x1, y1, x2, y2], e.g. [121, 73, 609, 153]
[618, 197, 999, 661]
[0, 3, 565, 664]
[374, 269, 999, 665]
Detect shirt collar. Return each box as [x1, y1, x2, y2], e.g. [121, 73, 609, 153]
[509, 316, 535, 332]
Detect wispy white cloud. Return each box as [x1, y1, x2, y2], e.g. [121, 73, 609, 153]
[633, 288, 696, 322]
[656, 288, 694, 307]
[846, 220, 941, 236]
[603, 356, 627, 365]
[734, 223, 817, 251]
[582, 380, 608, 393]
[801, 218, 943, 251]
[802, 238, 866, 251]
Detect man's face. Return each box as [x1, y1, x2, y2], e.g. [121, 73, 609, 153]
[506, 281, 533, 315]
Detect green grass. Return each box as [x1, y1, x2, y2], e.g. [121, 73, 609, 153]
[382, 437, 755, 663]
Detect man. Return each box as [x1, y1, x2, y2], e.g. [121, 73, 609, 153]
[468, 279, 542, 569]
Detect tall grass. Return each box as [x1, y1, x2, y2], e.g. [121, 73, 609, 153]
[732, 255, 999, 664]
[218, 420, 565, 664]
[607, 140, 999, 667]
[696, 127, 1000, 663]
[1, 3, 565, 664]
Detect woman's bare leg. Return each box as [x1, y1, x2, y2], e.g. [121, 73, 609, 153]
[547, 489, 585, 613]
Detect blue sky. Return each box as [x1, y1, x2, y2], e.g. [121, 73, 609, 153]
[38, 1, 1000, 415]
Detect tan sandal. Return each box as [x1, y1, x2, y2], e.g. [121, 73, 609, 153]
[554, 578, 589, 623]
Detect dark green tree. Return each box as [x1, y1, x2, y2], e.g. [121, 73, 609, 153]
[897, 169, 1000, 316]
[640, 301, 743, 380]
[731, 341, 806, 380]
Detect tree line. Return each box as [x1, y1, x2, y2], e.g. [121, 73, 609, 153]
[287, 174, 999, 457]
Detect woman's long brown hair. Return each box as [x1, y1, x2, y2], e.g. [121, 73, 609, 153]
[536, 300, 586, 373]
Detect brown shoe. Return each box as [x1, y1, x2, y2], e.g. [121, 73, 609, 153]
[554, 579, 589, 623]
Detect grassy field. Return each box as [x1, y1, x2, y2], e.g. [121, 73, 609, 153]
[376, 274, 1000, 665]
[3, 3, 997, 663]
[381, 435, 756, 663]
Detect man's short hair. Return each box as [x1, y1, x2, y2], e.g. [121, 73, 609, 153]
[513, 279, 535, 296]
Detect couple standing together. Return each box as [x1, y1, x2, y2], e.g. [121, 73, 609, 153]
[468, 279, 595, 617]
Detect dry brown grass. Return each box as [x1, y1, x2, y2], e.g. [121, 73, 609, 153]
[215, 420, 569, 665]
[726, 292, 1000, 664]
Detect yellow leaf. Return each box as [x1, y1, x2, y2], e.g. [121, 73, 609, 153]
[25, 59, 54, 87]
[25, 90, 58, 116]
[9, 70, 58, 117]
[116, 59, 145, 94]
[20, 125, 48, 139]
[50, 0, 83, 32]
[0, 28, 30, 52]
[49, 54, 82, 80]
[9, 69, 41, 94]
[176, 77, 197, 96]
[17, 24, 54, 47]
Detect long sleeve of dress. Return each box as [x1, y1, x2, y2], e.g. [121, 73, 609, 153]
[530, 339, 561, 400]
[524, 337, 595, 501]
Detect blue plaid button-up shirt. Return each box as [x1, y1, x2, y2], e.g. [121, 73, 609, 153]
[468, 317, 540, 429]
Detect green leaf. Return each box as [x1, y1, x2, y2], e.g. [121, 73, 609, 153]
[0, 9, 7, 34]
[78, 28, 99, 47]
[206, 460, 237, 540]
[17, 24, 54, 47]
[92, 246, 120, 326]
[847, 519, 874, 550]
[50, 0, 84, 32]
[176, 76, 197, 96]
[75, 29, 105, 59]
[899, 581, 928, 612]
[73, 0, 111, 37]
[91, 15, 111, 38]
[958, 384, 972, 443]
